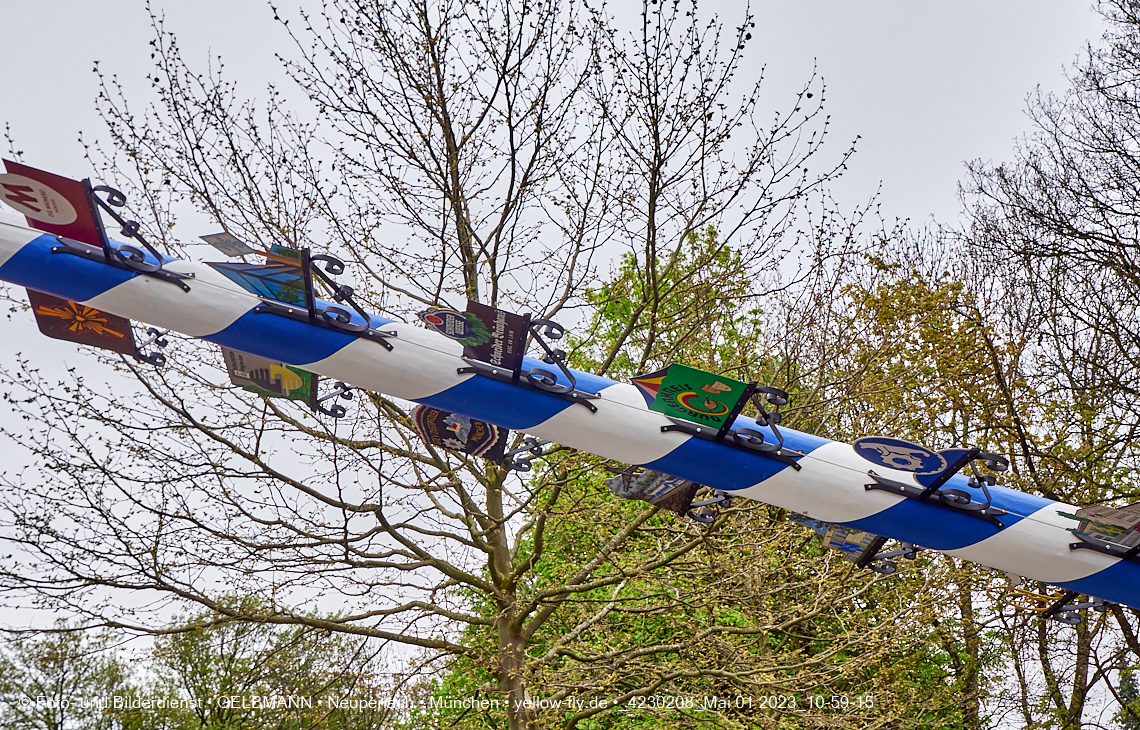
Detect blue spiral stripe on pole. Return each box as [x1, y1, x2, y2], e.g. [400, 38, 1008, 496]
[0, 220, 1134, 609]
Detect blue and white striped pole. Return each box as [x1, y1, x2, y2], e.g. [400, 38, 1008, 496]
[0, 218, 1135, 609]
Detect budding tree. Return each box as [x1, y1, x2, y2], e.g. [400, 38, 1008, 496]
[0, 0, 870, 728]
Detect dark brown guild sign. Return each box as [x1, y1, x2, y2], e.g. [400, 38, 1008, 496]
[412, 406, 509, 462]
[26, 289, 138, 356]
[461, 301, 528, 370]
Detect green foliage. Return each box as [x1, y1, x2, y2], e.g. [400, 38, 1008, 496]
[0, 625, 129, 730]
[573, 226, 764, 380]
[117, 601, 396, 730]
[1119, 669, 1140, 730]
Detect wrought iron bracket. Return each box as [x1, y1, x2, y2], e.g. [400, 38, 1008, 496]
[864, 470, 1008, 530]
[87, 182, 194, 291]
[687, 490, 734, 524]
[1068, 531, 1140, 563]
[315, 381, 356, 418]
[457, 357, 600, 412]
[521, 318, 601, 409]
[503, 436, 552, 472]
[252, 301, 396, 351]
[300, 249, 381, 335]
[50, 234, 193, 292]
[917, 448, 1008, 499]
[132, 327, 169, 367]
[660, 417, 804, 470]
[855, 535, 922, 574]
[1042, 589, 1115, 625]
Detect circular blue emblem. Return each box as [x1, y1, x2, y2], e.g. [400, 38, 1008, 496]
[852, 436, 947, 475]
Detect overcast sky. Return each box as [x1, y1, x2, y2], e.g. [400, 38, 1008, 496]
[0, 0, 1108, 231]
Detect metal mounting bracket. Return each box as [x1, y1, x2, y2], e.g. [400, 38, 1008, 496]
[133, 327, 169, 367]
[457, 357, 600, 412]
[660, 417, 804, 470]
[314, 380, 356, 418]
[1068, 532, 1140, 564]
[50, 234, 194, 292]
[1042, 589, 1116, 625]
[252, 301, 396, 351]
[864, 470, 1008, 530]
[687, 490, 734, 523]
[855, 535, 922, 574]
[502, 436, 552, 472]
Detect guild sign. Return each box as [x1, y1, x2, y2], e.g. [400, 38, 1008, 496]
[27, 289, 138, 356]
[221, 347, 318, 407]
[852, 436, 947, 475]
[460, 301, 526, 368]
[2, 160, 108, 248]
[417, 306, 491, 347]
[605, 468, 698, 515]
[644, 363, 749, 430]
[412, 406, 508, 462]
[0, 173, 78, 225]
[200, 231, 256, 257]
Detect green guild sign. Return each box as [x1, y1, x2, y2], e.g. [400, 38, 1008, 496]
[647, 363, 748, 430]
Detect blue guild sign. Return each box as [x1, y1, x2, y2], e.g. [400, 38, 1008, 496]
[852, 436, 947, 475]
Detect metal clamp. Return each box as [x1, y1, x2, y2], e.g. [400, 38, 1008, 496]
[50, 233, 194, 293]
[133, 327, 169, 367]
[503, 436, 552, 472]
[88, 183, 194, 291]
[524, 318, 602, 410]
[1068, 532, 1140, 563]
[301, 250, 377, 333]
[314, 381, 355, 418]
[687, 490, 733, 523]
[855, 535, 922, 574]
[252, 301, 397, 351]
[1042, 590, 1116, 625]
[916, 448, 1008, 500]
[864, 470, 1008, 530]
[660, 416, 804, 470]
[659, 384, 803, 468]
[458, 356, 601, 413]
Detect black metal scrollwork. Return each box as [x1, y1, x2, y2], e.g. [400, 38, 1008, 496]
[132, 327, 169, 367]
[855, 536, 922, 575]
[304, 250, 393, 345]
[687, 490, 734, 524]
[321, 305, 369, 333]
[730, 385, 793, 454]
[1042, 591, 1115, 625]
[87, 184, 194, 291]
[525, 319, 576, 395]
[315, 381, 355, 418]
[503, 436, 552, 472]
[864, 449, 1012, 530]
[309, 253, 346, 276]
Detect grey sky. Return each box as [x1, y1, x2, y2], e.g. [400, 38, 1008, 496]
[0, 1, 1107, 230]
